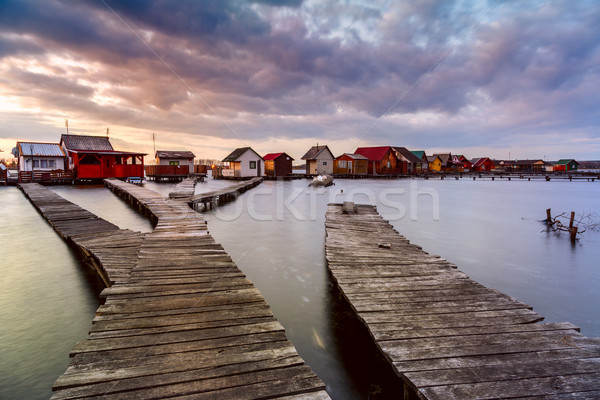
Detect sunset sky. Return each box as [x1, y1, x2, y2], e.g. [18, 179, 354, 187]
[1, 0, 599, 162]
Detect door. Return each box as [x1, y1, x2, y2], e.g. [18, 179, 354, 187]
[102, 155, 116, 178]
[348, 161, 352, 173]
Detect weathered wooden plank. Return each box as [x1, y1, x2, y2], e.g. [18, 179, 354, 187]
[325, 202, 600, 399]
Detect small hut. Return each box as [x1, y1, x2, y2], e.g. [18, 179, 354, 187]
[333, 153, 368, 175]
[145, 150, 195, 180]
[222, 147, 264, 177]
[301, 145, 334, 175]
[263, 152, 294, 177]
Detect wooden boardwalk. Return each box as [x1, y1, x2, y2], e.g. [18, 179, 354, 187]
[325, 202, 600, 400]
[47, 178, 328, 399]
[19, 183, 143, 285]
[168, 176, 201, 201]
[191, 177, 263, 211]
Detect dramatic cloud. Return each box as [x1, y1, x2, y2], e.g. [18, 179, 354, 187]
[1, 0, 599, 160]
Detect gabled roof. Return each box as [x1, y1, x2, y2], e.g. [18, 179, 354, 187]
[263, 152, 294, 161]
[301, 145, 334, 160]
[222, 147, 263, 162]
[156, 150, 195, 159]
[60, 134, 114, 151]
[555, 159, 578, 165]
[411, 150, 426, 160]
[392, 147, 423, 163]
[354, 146, 391, 161]
[427, 155, 441, 163]
[472, 157, 493, 167]
[17, 142, 65, 157]
[336, 153, 369, 160]
[433, 153, 452, 164]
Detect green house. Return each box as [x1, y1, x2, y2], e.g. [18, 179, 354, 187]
[554, 159, 579, 171]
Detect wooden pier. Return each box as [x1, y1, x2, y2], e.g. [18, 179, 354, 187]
[168, 176, 202, 201]
[325, 202, 600, 399]
[19, 183, 143, 285]
[191, 177, 263, 211]
[20, 180, 328, 399]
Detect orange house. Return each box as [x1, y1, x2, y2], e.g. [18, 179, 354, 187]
[333, 153, 369, 174]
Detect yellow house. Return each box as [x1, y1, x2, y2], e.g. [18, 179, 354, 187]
[427, 155, 442, 172]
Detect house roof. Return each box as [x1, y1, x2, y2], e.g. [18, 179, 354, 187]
[60, 134, 114, 151]
[411, 151, 428, 161]
[17, 142, 65, 157]
[433, 153, 452, 164]
[472, 157, 493, 167]
[392, 147, 423, 163]
[263, 152, 294, 161]
[427, 155, 441, 162]
[336, 153, 369, 160]
[301, 145, 334, 160]
[156, 150, 195, 159]
[222, 147, 263, 162]
[354, 146, 392, 161]
[555, 159, 578, 165]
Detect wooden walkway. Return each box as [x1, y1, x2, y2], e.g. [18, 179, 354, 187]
[47, 178, 328, 399]
[19, 183, 143, 285]
[325, 202, 600, 400]
[191, 177, 263, 211]
[168, 176, 202, 201]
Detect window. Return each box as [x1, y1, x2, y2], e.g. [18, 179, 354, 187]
[33, 160, 39, 168]
[338, 160, 347, 168]
[387, 161, 391, 168]
[41, 160, 48, 168]
[322, 161, 327, 166]
[169, 161, 180, 166]
[249, 161, 257, 169]
[48, 160, 56, 168]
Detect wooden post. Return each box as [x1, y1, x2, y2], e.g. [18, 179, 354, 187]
[569, 211, 575, 230]
[570, 226, 578, 242]
[546, 208, 552, 224]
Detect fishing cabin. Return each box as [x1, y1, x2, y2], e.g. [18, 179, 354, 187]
[354, 146, 403, 174]
[145, 150, 195, 181]
[263, 152, 294, 177]
[471, 157, 495, 172]
[301, 145, 334, 175]
[333, 153, 369, 175]
[60, 134, 145, 181]
[427, 155, 442, 172]
[411, 150, 429, 173]
[222, 147, 264, 178]
[393, 146, 426, 174]
[13, 141, 72, 183]
[554, 159, 579, 172]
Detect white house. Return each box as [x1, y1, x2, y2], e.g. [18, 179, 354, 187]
[155, 150, 195, 167]
[13, 142, 67, 182]
[222, 147, 264, 177]
[301, 145, 334, 175]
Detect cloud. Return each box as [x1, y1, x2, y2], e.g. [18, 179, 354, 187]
[0, 0, 599, 160]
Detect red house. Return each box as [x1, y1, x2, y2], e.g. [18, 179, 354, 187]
[263, 152, 294, 177]
[471, 157, 495, 172]
[60, 134, 146, 180]
[452, 155, 472, 172]
[354, 146, 404, 174]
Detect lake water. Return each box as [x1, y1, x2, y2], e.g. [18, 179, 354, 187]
[2, 178, 599, 399]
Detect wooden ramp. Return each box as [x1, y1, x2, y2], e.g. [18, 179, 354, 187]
[191, 177, 263, 211]
[47, 178, 327, 399]
[19, 183, 143, 285]
[325, 202, 600, 400]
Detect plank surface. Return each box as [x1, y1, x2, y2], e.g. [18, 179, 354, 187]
[20, 181, 328, 399]
[325, 202, 600, 400]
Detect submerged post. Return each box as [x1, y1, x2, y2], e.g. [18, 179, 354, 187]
[546, 208, 552, 224]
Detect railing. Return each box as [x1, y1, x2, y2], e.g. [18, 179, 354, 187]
[19, 170, 75, 182]
[145, 165, 190, 177]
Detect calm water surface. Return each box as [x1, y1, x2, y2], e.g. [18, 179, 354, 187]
[2, 178, 599, 400]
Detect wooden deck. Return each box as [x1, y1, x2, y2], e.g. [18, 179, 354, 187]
[325, 202, 600, 400]
[191, 177, 263, 211]
[19, 183, 143, 285]
[48, 178, 326, 399]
